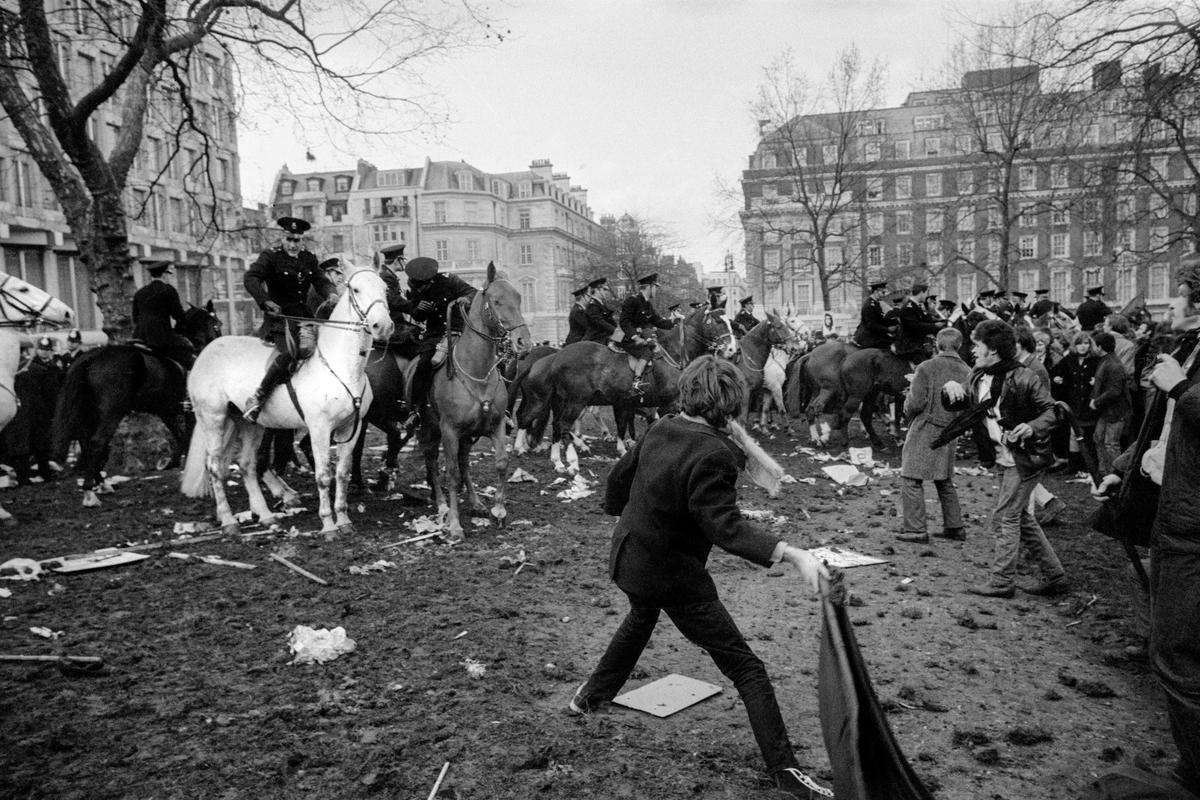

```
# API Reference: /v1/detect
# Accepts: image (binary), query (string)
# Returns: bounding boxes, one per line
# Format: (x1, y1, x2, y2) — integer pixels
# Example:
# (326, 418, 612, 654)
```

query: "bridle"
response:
(664, 309, 735, 368)
(737, 319, 791, 374)
(0, 273, 61, 327)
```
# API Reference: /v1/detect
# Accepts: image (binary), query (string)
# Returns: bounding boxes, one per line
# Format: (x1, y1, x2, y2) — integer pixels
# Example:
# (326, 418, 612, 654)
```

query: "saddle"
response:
(124, 340, 190, 376)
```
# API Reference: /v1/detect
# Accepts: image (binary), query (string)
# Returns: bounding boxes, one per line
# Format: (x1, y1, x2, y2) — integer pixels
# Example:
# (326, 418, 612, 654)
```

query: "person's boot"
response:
(431, 338, 449, 367)
(629, 359, 647, 397)
(244, 357, 288, 423)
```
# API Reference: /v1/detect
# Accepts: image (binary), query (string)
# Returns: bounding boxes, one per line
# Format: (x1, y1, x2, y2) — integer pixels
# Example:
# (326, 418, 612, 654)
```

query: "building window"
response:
(1050, 164, 1068, 188)
(867, 212, 883, 236)
(335, 176, 351, 192)
(1051, 268, 1072, 301)
(466, 239, 479, 261)
(926, 173, 942, 197)
(433, 201, 446, 223)
(1051, 206, 1069, 226)
(955, 134, 972, 154)
(955, 205, 973, 232)
(331, 234, 344, 252)
(760, 151, 777, 169)
(924, 136, 941, 157)
(914, 114, 944, 130)
(957, 235, 974, 258)
(519, 244, 532, 265)
(1151, 155, 1169, 178)
(1151, 226, 1170, 249)
(895, 175, 911, 199)
(957, 272, 976, 302)
(863, 141, 881, 161)
(822, 144, 839, 163)
(1150, 194, 1168, 219)
(1019, 166, 1037, 191)
(1149, 265, 1169, 299)
(898, 242, 913, 266)
(1083, 267, 1103, 291)
(986, 131, 1003, 151)
(926, 209, 943, 233)
(520, 278, 536, 312)
(1115, 266, 1136, 304)
(278, 180, 293, 196)
(1051, 232, 1068, 259)
(894, 139, 910, 159)
(865, 178, 883, 201)
(1019, 269, 1039, 293)
(306, 178, 322, 193)
(867, 245, 881, 267)
(435, 240, 449, 262)
(988, 237, 1001, 263)
(1085, 124, 1100, 145)
(1019, 235, 1037, 259)
(1019, 204, 1037, 227)
(1082, 198, 1101, 222)
(857, 119, 886, 135)
(958, 170, 974, 194)
(926, 241, 943, 266)
(464, 201, 479, 223)
(371, 223, 401, 243)
(1117, 228, 1135, 252)
(1116, 196, 1134, 222)
(896, 211, 911, 235)
(987, 205, 1001, 229)
(518, 208, 531, 229)
(1083, 230, 1103, 257)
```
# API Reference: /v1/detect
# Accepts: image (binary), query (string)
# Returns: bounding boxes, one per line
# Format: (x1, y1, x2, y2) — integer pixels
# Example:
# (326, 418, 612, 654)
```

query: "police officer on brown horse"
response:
(242, 216, 337, 423)
(132, 260, 196, 368)
(613, 273, 675, 396)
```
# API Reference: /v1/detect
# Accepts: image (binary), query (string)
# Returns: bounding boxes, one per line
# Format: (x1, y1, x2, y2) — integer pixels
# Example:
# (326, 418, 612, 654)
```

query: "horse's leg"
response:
(552, 399, 585, 475)
(234, 423, 277, 527)
(79, 412, 124, 507)
(333, 429, 358, 536)
(201, 416, 242, 535)
(0, 501, 13, 527)
(488, 418, 509, 528)
(421, 426, 444, 513)
(858, 389, 883, 449)
(301, 421, 338, 535)
(441, 426, 465, 539)
(157, 410, 187, 469)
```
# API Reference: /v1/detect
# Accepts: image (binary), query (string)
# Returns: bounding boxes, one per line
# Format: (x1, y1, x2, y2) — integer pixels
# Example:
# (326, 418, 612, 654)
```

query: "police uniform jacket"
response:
(9, 357, 60, 453)
(54, 350, 81, 373)
(407, 273, 477, 340)
(1075, 298, 1113, 332)
(894, 299, 943, 357)
(132, 279, 187, 349)
(619, 293, 675, 340)
(732, 310, 758, 337)
(854, 298, 894, 348)
(1029, 298, 1054, 318)
(245, 247, 334, 339)
(583, 298, 617, 342)
(564, 302, 589, 345)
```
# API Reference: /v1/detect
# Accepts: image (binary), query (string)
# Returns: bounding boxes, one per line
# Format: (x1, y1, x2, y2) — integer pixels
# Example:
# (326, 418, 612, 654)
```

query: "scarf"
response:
(975, 357, 1022, 408)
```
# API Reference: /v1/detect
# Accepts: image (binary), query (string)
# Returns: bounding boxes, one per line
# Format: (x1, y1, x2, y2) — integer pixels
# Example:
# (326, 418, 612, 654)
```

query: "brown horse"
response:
(727, 311, 795, 422)
(789, 340, 913, 448)
(515, 306, 735, 473)
(419, 263, 530, 539)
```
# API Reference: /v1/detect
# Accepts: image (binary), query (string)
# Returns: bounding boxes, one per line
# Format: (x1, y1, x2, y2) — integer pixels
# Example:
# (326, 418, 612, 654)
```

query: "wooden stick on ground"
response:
(382, 531, 442, 548)
(426, 761, 450, 800)
(268, 553, 329, 586)
(0, 654, 103, 664)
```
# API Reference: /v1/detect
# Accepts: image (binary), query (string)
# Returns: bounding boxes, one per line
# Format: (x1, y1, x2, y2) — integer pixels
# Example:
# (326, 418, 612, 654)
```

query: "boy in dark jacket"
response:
(1090, 332, 1131, 475)
(569, 356, 831, 800)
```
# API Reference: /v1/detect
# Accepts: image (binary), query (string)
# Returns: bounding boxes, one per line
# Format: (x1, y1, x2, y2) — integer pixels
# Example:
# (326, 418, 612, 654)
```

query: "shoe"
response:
(566, 683, 591, 716)
(895, 532, 930, 544)
(1021, 576, 1070, 596)
(934, 527, 965, 541)
(773, 767, 834, 798)
(243, 395, 262, 423)
(967, 583, 1015, 598)
(1036, 498, 1067, 526)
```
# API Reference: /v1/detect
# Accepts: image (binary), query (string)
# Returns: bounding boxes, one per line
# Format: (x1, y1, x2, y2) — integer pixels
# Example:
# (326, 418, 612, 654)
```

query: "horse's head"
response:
(0, 272, 74, 327)
(763, 310, 794, 347)
(480, 262, 531, 356)
(179, 300, 223, 351)
(337, 268, 394, 342)
(696, 308, 737, 358)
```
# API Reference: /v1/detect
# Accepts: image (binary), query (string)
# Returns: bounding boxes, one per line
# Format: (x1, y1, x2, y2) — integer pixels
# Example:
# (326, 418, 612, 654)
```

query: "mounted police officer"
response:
(894, 282, 945, 361)
(615, 273, 675, 396)
(707, 285, 727, 313)
(564, 284, 590, 345)
(1029, 288, 1054, 319)
(732, 296, 758, 338)
(242, 216, 337, 423)
(132, 260, 196, 368)
(583, 277, 618, 345)
(391, 256, 477, 420)
(1076, 285, 1112, 332)
(854, 280, 895, 349)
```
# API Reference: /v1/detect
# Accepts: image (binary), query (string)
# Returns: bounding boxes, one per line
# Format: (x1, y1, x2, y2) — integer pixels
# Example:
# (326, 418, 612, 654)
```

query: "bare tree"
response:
(0, 1, 494, 338)
(740, 45, 887, 314)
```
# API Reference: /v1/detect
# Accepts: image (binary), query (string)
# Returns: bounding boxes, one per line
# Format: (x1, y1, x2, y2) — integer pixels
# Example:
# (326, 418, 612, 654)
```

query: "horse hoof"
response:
(81, 491, 101, 508)
(338, 523, 356, 536)
(220, 523, 241, 537)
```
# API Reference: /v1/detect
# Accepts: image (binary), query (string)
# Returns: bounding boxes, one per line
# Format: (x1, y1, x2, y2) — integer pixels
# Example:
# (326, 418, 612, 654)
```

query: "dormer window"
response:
(279, 180, 294, 196)
(306, 178, 323, 193)
(335, 175, 352, 193)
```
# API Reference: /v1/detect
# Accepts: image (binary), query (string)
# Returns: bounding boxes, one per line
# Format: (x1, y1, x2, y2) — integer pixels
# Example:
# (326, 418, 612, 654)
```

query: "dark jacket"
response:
(132, 279, 186, 349)
(964, 364, 1058, 476)
(405, 273, 477, 340)
(244, 247, 334, 339)
(1052, 354, 1100, 425)
(619, 292, 675, 340)
(6, 356, 60, 454)
(603, 415, 780, 604)
(1091, 352, 1132, 423)
(894, 299, 943, 357)
(854, 298, 893, 348)
(583, 298, 616, 342)
(732, 310, 758, 338)
(1152, 375, 1200, 540)
(901, 351, 971, 481)
(1075, 298, 1112, 332)
(564, 302, 588, 345)
(1029, 298, 1054, 318)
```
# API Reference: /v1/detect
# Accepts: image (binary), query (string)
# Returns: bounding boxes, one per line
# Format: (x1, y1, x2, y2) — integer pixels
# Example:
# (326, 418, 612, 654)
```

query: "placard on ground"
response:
(612, 674, 723, 718)
(807, 545, 888, 569)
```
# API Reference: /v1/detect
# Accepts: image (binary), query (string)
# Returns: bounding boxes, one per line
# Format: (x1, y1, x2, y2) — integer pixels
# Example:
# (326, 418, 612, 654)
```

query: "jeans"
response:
(989, 466, 1065, 588)
(1094, 418, 1125, 476)
(1150, 530, 1200, 793)
(900, 477, 962, 534)
(580, 594, 799, 774)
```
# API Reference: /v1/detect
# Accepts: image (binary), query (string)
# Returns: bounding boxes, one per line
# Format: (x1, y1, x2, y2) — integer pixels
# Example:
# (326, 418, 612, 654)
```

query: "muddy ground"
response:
(0, 418, 1174, 799)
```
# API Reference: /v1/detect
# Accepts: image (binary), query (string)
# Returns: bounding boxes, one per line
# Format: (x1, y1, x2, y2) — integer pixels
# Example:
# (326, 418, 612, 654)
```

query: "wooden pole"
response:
(426, 762, 450, 800)
(0, 654, 103, 664)
(268, 553, 328, 586)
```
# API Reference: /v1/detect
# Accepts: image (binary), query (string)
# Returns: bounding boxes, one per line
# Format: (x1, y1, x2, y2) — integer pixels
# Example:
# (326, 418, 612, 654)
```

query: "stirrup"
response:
(243, 400, 262, 423)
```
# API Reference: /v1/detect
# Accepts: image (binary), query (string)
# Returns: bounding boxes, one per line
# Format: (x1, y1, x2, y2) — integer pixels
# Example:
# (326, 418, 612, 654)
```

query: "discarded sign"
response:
(613, 673, 722, 718)
(50, 550, 151, 574)
(807, 546, 888, 569)
(821, 464, 870, 486)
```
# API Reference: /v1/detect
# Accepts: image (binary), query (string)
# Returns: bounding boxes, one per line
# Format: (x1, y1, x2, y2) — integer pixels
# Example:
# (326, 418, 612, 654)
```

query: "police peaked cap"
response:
(910, 283, 929, 294)
(1087, 285, 1105, 295)
(667, 303, 680, 311)
(938, 299, 958, 309)
(587, 277, 608, 289)
(67, 329, 82, 342)
(380, 242, 406, 259)
(706, 286, 725, 294)
(1011, 290, 1028, 299)
(36, 335, 53, 349)
(869, 280, 888, 291)
(571, 285, 589, 297)
(740, 296, 754, 306)
(276, 216, 311, 235)
(405, 256, 439, 282)
(1035, 288, 1050, 294)
(636, 273, 659, 286)
(146, 260, 172, 276)
(319, 257, 341, 271)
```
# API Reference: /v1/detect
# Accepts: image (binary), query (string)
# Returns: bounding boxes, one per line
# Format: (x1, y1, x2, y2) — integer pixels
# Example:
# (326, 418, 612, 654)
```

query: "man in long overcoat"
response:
(896, 327, 971, 544)
(132, 260, 195, 366)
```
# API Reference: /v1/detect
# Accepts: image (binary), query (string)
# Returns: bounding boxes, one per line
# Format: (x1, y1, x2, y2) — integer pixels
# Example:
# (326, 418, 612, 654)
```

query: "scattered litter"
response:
(954, 466, 989, 477)
(453, 630, 469, 640)
(879, 489, 894, 497)
(30, 626, 63, 640)
(288, 625, 356, 664)
(510, 520, 533, 526)
(508, 468, 538, 483)
(822, 464, 870, 486)
(0, 587, 11, 598)
(348, 560, 397, 575)
(556, 474, 594, 501)
(382, 531, 442, 548)
(613, 673, 722, 718)
(499, 549, 527, 569)
(427, 762, 451, 800)
(105, 475, 131, 485)
(0, 558, 42, 581)
(742, 509, 789, 525)
(463, 657, 487, 679)
(167, 553, 256, 570)
(872, 465, 901, 478)
(173, 521, 206, 534)
(779, 474, 797, 484)
(408, 515, 444, 534)
(269, 553, 328, 586)
(848, 447, 875, 468)
(234, 510, 255, 523)
(549, 476, 567, 486)
(471, 518, 490, 528)
(410, 482, 431, 491)
(807, 546, 889, 569)
(46, 550, 150, 574)
(1065, 477, 1094, 484)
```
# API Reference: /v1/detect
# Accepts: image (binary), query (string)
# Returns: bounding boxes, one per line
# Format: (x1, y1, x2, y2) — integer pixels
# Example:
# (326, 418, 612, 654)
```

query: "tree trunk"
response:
(78, 191, 136, 341)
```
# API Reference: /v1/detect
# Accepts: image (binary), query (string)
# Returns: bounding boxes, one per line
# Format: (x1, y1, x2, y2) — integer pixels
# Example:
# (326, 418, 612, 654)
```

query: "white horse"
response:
(758, 345, 793, 432)
(0, 272, 75, 526)
(180, 268, 393, 536)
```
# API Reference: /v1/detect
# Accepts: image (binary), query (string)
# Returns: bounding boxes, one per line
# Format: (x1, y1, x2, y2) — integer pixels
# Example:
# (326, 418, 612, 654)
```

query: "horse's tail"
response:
(53, 352, 99, 459)
(180, 423, 211, 497)
(784, 353, 811, 417)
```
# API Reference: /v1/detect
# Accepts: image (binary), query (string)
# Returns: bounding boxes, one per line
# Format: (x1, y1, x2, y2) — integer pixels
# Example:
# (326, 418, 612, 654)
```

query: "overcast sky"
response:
(238, 0, 1008, 275)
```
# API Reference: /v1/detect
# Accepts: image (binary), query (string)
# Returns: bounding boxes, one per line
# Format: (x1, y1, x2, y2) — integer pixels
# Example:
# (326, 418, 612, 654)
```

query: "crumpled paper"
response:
(1, 558, 43, 581)
(348, 560, 396, 575)
(822, 464, 870, 486)
(848, 447, 875, 468)
(556, 474, 594, 501)
(288, 625, 357, 664)
(507, 468, 538, 483)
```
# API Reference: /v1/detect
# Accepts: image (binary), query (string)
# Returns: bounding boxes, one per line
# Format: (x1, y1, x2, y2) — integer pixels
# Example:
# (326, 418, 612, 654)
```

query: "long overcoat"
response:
(900, 350, 971, 481)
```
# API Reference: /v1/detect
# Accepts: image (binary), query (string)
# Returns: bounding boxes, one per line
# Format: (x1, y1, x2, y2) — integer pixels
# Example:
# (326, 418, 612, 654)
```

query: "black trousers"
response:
(579, 593, 799, 775)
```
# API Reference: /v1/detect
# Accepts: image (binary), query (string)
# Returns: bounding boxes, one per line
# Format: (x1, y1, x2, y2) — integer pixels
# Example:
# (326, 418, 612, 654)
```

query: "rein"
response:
(0, 274, 63, 327)
(444, 283, 526, 410)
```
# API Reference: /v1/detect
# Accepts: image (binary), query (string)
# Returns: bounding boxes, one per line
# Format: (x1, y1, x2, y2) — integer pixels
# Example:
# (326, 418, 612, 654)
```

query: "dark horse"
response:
(789, 339, 914, 448)
(54, 301, 223, 506)
(515, 306, 735, 473)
